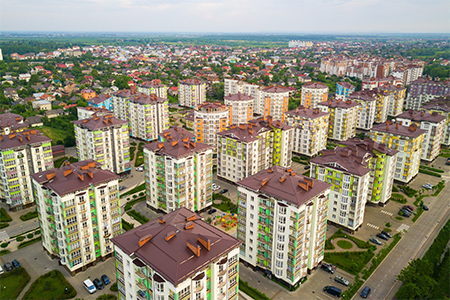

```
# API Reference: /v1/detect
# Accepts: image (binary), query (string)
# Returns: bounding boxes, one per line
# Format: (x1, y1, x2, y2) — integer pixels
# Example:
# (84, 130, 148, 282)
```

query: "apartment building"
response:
(259, 86, 290, 122)
(224, 79, 261, 112)
(137, 81, 168, 99)
(112, 208, 241, 300)
(396, 110, 445, 161)
(31, 160, 121, 275)
(194, 103, 231, 151)
(378, 85, 406, 117)
(0, 113, 28, 135)
(216, 117, 294, 183)
(362, 77, 402, 90)
(391, 64, 424, 86)
(224, 93, 254, 125)
(421, 95, 450, 145)
(81, 89, 97, 100)
(0, 130, 53, 211)
(143, 138, 213, 213)
(339, 138, 398, 205)
(405, 78, 450, 110)
(237, 166, 331, 287)
(301, 82, 329, 109)
(159, 126, 195, 142)
(310, 147, 371, 232)
(179, 79, 206, 108)
(73, 115, 131, 174)
(348, 91, 376, 130)
(88, 94, 113, 111)
(284, 106, 329, 157)
(335, 82, 355, 100)
(77, 106, 114, 120)
(370, 121, 426, 183)
(112, 90, 169, 141)
(317, 99, 359, 141)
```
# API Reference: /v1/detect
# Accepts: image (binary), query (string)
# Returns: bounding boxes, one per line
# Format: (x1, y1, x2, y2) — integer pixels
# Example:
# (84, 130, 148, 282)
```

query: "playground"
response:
(213, 212, 238, 232)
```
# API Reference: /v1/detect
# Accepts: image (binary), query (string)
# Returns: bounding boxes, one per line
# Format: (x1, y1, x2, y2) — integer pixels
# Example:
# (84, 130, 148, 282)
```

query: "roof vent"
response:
(158, 216, 165, 224)
(186, 213, 196, 222)
(279, 176, 286, 183)
(187, 240, 201, 257)
(261, 178, 269, 186)
(197, 234, 211, 251)
(290, 171, 296, 176)
(267, 168, 273, 173)
(77, 172, 84, 182)
(184, 221, 194, 230)
(87, 170, 93, 179)
(138, 234, 152, 247)
(46, 172, 56, 181)
(63, 168, 73, 177)
(165, 230, 176, 241)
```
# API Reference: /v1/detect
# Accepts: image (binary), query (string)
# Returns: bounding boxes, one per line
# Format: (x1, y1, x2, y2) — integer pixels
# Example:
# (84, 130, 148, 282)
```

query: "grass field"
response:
(337, 240, 353, 249)
(0, 208, 12, 222)
(0, 267, 31, 300)
(38, 126, 69, 145)
(22, 270, 76, 300)
(324, 250, 374, 275)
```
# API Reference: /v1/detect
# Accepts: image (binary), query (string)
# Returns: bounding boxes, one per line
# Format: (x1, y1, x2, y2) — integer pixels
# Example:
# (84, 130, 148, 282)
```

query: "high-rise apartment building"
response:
(336, 82, 355, 100)
(158, 126, 195, 142)
(284, 106, 329, 157)
(339, 138, 398, 205)
(216, 117, 294, 183)
(348, 91, 376, 130)
(0, 130, 53, 211)
(194, 103, 231, 151)
(259, 86, 290, 122)
(378, 85, 406, 116)
(224, 93, 254, 125)
(0, 113, 28, 135)
(405, 78, 450, 110)
(179, 79, 206, 108)
(391, 64, 424, 86)
(143, 138, 213, 213)
(421, 95, 450, 146)
(361, 77, 402, 91)
(73, 115, 131, 174)
(31, 160, 121, 275)
(370, 121, 426, 183)
(112, 208, 241, 300)
(77, 106, 114, 120)
(88, 94, 113, 111)
(301, 82, 329, 109)
(310, 147, 371, 232)
(112, 90, 169, 141)
(224, 79, 260, 106)
(237, 167, 331, 287)
(318, 99, 359, 141)
(396, 110, 445, 161)
(137, 81, 168, 99)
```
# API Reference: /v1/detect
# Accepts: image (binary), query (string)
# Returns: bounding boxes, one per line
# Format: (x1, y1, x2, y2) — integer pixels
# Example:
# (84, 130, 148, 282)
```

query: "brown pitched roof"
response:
(303, 82, 328, 89)
(284, 106, 329, 119)
(340, 137, 399, 157)
(262, 85, 289, 93)
(337, 82, 355, 89)
(143, 139, 212, 159)
(348, 90, 376, 102)
(195, 102, 229, 112)
(111, 207, 241, 286)
(237, 166, 331, 206)
(88, 94, 111, 105)
(318, 99, 359, 108)
(0, 113, 27, 130)
(72, 115, 127, 130)
(159, 126, 195, 141)
(371, 121, 427, 139)
(0, 129, 51, 150)
(180, 79, 205, 85)
(224, 93, 254, 101)
(396, 110, 446, 123)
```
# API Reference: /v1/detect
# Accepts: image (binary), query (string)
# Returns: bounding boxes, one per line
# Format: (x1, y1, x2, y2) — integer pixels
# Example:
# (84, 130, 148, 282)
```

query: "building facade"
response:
(0, 113, 28, 135)
(378, 85, 406, 117)
(194, 103, 231, 151)
(0, 130, 53, 211)
(237, 166, 331, 287)
(421, 95, 450, 146)
(77, 106, 114, 120)
(335, 82, 355, 100)
(179, 79, 206, 108)
(217, 117, 294, 183)
(317, 99, 359, 141)
(370, 121, 426, 183)
(396, 110, 446, 161)
(88, 94, 113, 111)
(224, 93, 254, 125)
(143, 138, 213, 213)
(137, 81, 168, 99)
(348, 91, 377, 130)
(301, 82, 329, 109)
(284, 106, 329, 157)
(112, 208, 241, 300)
(310, 148, 371, 232)
(31, 160, 121, 275)
(259, 86, 290, 122)
(406, 79, 450, 110)
(73, 115, 131, 174)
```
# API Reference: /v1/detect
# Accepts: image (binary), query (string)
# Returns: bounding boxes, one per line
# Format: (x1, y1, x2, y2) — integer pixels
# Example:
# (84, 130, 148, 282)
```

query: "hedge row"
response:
(419, 169, 442, 177)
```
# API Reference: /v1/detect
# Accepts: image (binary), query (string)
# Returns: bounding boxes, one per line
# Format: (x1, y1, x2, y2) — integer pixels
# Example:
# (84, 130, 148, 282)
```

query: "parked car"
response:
(11, 260, 21, 268)
(370, 238, 382, 245)
(119, 186, 126, 191)
(135, 166, 144, 172)
(304, 165, 311, 170)
(361, 286, 371, 298)
(423, 183, 433, 190)
(423, 205, 429, 211)
(403, 205, 414, 211)
(321, 263, 336, 274)
(219, 189, 228, 194)
(208, 208, 217, 214)
(93, 278, 104, 290)
(3, 262, 13, 272)
(323, 286, 342, 297)
(400, 209, 411, 217)
(376, 233, 389, 241)
(446, 162, 450, 166)
(334, 275, 349, 286)
(212, 183, 220, 191)
(101, 274, 110, 285)
(83, 279, 97, 294)
(402, 207, 413, 214)
(381, 231, 392, 238)
(0, 265, 4, 274)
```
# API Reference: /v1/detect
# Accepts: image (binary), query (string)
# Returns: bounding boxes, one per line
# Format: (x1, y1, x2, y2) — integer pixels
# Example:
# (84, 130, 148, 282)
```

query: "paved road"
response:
(352, 180, 450, 300)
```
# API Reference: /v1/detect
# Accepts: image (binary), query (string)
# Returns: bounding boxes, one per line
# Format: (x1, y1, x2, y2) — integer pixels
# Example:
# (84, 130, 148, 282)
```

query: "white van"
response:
(83, 279, 97, 294)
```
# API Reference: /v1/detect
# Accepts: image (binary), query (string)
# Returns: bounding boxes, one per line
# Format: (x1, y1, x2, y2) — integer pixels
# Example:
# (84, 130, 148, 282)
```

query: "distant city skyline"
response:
(1, 0, 448, 34)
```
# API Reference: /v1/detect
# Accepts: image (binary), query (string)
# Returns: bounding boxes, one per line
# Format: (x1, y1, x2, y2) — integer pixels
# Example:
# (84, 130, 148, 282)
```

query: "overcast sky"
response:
(1, 0, 449, 33)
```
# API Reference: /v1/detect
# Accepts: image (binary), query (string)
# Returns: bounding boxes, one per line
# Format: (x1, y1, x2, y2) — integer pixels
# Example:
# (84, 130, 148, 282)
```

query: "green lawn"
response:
(0, 267, 31, 300)
(337, 240, 353, 249)
(324, 250, 374, 275)
(38, 126, 69, 145)
(22, 270, 76, 300)
(0, 208, 12, 222)
(121, 183, 146, 198)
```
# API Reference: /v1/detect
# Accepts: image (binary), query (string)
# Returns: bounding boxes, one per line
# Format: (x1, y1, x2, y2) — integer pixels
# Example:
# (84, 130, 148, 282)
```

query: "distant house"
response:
(26, 116, 43, 127)
(44, 109, 66, 119)
(168, 86, 178, 96)
(51, 145, 65, 158)
(32, 100, 51, 111)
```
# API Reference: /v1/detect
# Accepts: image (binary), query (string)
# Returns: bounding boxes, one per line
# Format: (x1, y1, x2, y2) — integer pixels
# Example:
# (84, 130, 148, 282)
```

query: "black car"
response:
(219, 189, 228, 194)
(376, 233, 389, 241)
(11, 260, 20, 268)
(423, 205, 429, 211)
(208, 208, 217, 214)
(304, 165, 311, 170)
(381, 231, 392, 238)
(4, 262, 13, 272)
(93, 278, 104, 290)
(321, 263, 336, 274)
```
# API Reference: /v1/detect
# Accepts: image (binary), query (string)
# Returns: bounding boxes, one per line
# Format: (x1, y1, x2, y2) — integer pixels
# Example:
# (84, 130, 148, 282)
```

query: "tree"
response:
(29, 74, 40, 84)
(115, 75, 131, 90)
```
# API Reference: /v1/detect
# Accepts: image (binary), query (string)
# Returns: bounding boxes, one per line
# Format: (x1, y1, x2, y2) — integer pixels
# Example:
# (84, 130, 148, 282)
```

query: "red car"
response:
(403, 205, 414, 211)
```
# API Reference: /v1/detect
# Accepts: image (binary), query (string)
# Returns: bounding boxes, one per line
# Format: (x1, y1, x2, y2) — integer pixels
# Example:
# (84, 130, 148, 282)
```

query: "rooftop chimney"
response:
(187, 240, 201, 257)
(138, 234, 152, 247)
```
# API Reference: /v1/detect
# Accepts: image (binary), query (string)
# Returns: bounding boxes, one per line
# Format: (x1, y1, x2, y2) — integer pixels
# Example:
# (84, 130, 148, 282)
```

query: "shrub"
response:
(419, 169, 442, 177)
(239, 279, 271, 300)
(419, 166, 444, 173)
(27, 233, 34, 239)
(0, 223, 9, 229)
(386, 222, 391, 228)
(18, 237, 42, 249)
(392, 186, 399, 192)
(128, 210, 149, 224)
(395, 216, 403, 221)
(35, 230, 41, 235)
(20, 210, 38, 221)
(124, 196, 145, 211)
(122, 219, 134, 231)
(16, 236, 26, 242)
(132, 195, 137, 199)
(110, 282, 118, 292)
(0, 208, 12, 222)
(138, 192, 144, 197)
(402, 186, 418, 197)
(1, 242, 9, 248)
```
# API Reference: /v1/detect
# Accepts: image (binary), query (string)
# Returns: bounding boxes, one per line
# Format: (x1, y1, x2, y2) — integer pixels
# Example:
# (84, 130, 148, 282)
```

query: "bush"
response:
(324, 250, 374, 275)
(419, 169, 442, 177)
(124, 196, 145, 211)
(342, 276, 364, 300)
(27, 233, 34, 239)
(121, 183, 145, 198)
(110, 282, 118, 292)
(390, 193, 407, 204)
(419, 166, 444, 173)
(0, 223, 9, 229)
(138, 192, 144, 196)
(18, 237, 42, 249)
(395, 216, 403, 221)
(239, 279, 271, 300)
(128, 210, 149, 224)
(0, 208, 12, 222)
(35, 230, 41, 235)
(398, 210, 404, 216)
(432, 181, 445, 196)
(392, 186, 399, 192)
(402, 186, 418, 197)
(20, 210, 38, 221)
(16, 236, 26, 242)
(122, 219, 134, 231)
(386, 222, 391, 228)
(96, 295, 117, 300)
(22, 270, 77, 300)
(1, 242, 9, 248)
(0, 249, 10, 256)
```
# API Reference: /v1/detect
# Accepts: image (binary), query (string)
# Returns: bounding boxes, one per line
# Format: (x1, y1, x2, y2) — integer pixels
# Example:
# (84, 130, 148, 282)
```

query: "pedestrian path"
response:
(381, 210, 393, 216)
(366, 223, 380, 230)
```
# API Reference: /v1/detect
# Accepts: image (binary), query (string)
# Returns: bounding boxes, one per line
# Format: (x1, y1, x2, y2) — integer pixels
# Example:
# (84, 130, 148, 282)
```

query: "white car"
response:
(212, 184, 220, 191)
(0, 265, 4, 274)
(83, 279, 97, 294)
(136, 166, 144, 172)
